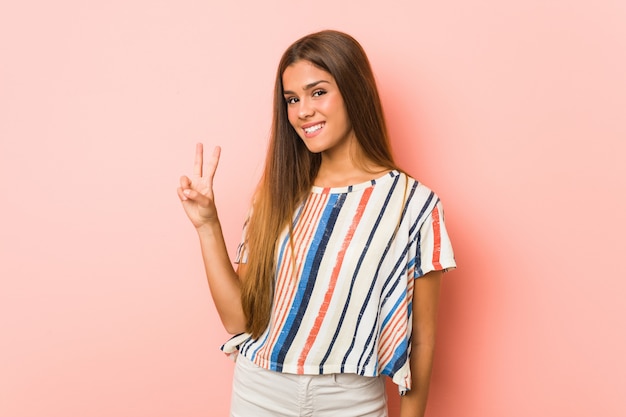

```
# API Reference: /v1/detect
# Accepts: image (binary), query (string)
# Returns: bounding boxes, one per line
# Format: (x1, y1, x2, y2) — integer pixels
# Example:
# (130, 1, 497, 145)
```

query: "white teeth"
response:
(304, 123, 324, 134)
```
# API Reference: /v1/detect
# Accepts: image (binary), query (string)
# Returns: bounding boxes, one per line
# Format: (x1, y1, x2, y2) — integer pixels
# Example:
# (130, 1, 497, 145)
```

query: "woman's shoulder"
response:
(392, 170, 435, 192)
(393, 171, 442, 209)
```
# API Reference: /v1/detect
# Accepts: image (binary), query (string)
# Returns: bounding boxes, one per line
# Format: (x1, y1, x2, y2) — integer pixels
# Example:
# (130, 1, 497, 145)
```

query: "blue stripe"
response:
(381, 289, 406, 330)
(409, 185, 435, 236)
(271, 193, 344, 369)
(246, 224, 293, 364)
(411, 189, 436, 278)
(246, 202, 306, 366)
(382, 344, 408, 376)
(357, 175, 413, 371)
(318, 177, 399, 371)
(318, 174, 401, 371)
(378, 181, 416, 309)
(359, 251, 408, 372)
(415, 231, 423, 277)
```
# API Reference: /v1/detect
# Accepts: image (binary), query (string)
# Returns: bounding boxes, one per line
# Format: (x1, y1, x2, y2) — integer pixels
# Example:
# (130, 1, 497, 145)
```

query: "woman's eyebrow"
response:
(283, 80, 330, 95)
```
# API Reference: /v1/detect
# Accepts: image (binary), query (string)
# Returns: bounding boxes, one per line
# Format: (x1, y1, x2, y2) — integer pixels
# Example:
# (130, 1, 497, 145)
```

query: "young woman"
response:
(177, 30, 455, 417)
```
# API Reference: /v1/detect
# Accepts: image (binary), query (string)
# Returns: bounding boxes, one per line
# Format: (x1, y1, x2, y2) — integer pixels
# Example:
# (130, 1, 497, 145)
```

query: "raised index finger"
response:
(193, 143, 203, 177)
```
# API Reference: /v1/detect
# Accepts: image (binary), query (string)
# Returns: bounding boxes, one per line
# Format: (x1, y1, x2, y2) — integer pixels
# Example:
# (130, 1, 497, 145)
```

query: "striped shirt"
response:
(222, 170, 456, 394)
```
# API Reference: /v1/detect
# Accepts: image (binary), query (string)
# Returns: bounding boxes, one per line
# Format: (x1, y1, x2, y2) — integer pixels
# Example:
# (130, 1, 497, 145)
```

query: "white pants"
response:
(230, 354, 387, 417)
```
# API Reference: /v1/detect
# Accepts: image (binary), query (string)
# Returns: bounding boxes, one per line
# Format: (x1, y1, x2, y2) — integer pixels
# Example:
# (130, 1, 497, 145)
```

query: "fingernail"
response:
(183, 189, 191, 196)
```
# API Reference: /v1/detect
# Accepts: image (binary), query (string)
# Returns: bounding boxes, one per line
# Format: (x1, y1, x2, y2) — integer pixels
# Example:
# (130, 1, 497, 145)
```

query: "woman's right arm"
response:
(176, 143, 247, 334)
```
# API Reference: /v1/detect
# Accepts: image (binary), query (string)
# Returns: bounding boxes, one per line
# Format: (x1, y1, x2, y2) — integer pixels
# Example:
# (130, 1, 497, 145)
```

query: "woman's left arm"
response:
(399, 270, 443, 417)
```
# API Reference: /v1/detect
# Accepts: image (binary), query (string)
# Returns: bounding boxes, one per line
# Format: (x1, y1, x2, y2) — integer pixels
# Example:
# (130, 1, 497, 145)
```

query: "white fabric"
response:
(230, 354, 388, 417)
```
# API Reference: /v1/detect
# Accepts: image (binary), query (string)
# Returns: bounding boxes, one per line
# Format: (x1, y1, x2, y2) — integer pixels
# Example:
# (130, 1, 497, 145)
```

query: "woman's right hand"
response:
(177, 143, 221, 229)
(177, 144, 247, 333)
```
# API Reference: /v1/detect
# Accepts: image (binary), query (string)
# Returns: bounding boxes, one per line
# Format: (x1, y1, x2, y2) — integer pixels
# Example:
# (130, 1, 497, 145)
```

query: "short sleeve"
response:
(414, 200, 456, 278)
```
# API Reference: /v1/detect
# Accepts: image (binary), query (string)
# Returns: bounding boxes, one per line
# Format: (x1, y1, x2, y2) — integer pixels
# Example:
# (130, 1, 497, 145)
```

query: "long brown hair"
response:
(241, 30, 398, 337)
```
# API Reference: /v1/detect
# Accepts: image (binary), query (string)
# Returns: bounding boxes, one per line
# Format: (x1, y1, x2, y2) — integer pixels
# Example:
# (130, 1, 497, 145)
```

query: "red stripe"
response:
(296, 186, 374, 372)
(380, 276, 414, 365)
(257, 191, 328, 366)
(378, 302, 407, 365)
(431, 205, 442, 270)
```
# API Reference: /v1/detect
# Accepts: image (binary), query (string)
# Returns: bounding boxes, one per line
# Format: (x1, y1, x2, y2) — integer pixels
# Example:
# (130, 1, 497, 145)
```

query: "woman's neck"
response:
(314, 156, 390, 188)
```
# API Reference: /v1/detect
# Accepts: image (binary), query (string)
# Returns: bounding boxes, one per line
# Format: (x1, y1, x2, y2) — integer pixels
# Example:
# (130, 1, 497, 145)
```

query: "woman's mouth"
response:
(303, 122, 325, 135)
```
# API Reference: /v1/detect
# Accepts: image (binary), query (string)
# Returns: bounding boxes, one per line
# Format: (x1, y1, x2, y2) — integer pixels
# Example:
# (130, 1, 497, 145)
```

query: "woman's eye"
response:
(313, 90, 327, 97)
(285, 97, 298, 105)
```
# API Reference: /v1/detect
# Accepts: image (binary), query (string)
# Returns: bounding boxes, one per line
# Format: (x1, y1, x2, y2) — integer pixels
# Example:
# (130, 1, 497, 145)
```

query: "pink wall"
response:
(1, 1, 624, 416)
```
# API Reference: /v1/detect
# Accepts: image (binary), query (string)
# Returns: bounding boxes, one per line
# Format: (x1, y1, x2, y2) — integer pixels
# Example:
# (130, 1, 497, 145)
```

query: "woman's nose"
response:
(298, 99, 314, 119)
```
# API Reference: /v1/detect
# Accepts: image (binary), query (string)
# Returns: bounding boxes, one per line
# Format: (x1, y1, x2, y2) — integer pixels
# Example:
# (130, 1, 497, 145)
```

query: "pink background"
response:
(1, 1, 625, 416)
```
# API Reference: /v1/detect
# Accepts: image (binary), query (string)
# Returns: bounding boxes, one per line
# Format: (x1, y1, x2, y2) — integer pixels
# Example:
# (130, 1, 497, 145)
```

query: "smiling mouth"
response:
(303, 122, 325, 134)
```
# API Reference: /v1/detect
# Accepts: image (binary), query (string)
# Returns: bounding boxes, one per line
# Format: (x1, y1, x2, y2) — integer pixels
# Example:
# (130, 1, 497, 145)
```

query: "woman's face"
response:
(282, 60, 356, 157)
